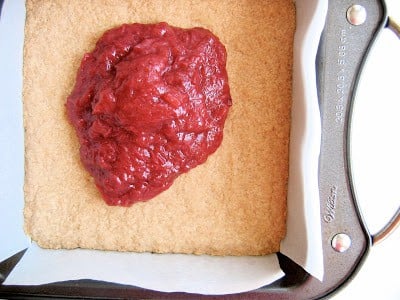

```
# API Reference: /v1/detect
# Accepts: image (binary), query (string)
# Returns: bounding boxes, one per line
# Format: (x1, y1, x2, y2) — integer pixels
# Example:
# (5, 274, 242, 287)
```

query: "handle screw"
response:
(347, 4, 367, 26)
(332, 233, 352, 252)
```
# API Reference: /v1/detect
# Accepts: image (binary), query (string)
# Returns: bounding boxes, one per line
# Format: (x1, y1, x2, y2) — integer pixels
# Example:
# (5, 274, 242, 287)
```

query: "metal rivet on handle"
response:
(331, 233, 352, 252)
(347, 4, 367, 26)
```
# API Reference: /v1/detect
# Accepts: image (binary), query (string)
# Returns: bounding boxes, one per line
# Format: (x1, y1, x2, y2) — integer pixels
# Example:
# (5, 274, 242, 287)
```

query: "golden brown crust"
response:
(23, 0, 295, 256)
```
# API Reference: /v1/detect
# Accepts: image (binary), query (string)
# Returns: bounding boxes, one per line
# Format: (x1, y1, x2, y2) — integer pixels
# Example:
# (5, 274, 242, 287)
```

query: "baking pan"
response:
(0, 0, 399, 298)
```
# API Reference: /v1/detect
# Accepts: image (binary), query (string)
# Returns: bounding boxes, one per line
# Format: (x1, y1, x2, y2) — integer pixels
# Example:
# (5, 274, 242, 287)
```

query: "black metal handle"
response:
(273, 0, 387, 299)
(312, 0, 386, 298)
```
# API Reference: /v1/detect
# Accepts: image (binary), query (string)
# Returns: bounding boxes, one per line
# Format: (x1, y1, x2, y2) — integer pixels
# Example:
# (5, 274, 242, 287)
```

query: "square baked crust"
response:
(23, 0, 295, 256)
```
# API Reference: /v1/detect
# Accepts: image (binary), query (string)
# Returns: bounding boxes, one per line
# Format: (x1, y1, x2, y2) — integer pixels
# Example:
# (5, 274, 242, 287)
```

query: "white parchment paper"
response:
(4, 243, 284, 294)
(0, 0, 326, 294)
(0, 0, 30, 262)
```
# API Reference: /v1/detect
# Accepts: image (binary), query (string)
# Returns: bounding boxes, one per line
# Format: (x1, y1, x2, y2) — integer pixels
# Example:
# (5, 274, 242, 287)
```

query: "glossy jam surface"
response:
(66, 23, 232, 206)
